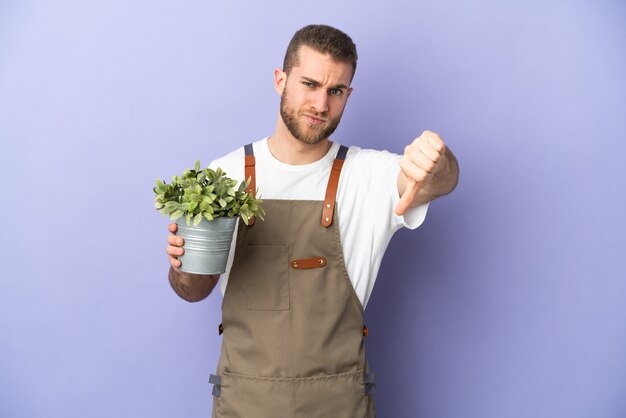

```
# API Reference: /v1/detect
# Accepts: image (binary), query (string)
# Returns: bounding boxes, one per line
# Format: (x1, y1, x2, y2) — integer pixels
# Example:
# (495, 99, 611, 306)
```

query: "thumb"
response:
(395, 178, 418, 216)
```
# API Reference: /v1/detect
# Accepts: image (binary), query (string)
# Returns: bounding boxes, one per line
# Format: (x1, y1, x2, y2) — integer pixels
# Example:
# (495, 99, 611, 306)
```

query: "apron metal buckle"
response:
(209, 374, 222, 397)
(364, 372, 377, 396)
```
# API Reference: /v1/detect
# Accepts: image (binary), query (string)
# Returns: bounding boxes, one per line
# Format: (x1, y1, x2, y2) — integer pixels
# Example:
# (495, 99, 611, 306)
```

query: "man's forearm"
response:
(168, 267, 220, 302)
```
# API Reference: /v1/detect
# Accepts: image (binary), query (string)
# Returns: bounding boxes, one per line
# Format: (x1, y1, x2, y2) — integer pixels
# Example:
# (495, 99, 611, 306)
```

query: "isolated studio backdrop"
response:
(1, 1, 625, 417)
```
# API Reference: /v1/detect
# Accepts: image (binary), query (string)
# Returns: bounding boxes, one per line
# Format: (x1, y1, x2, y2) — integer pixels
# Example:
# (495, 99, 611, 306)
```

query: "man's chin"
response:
(294, 125, 327, 144)
(295, 135, 325, 145)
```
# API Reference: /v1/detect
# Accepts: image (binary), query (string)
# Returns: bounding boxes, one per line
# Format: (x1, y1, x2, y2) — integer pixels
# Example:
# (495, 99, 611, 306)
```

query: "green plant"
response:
(154, 160, 265, 226)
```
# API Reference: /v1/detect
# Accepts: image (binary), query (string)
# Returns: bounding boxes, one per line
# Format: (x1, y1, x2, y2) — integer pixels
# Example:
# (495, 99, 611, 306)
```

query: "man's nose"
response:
(311, 90, 329, 113)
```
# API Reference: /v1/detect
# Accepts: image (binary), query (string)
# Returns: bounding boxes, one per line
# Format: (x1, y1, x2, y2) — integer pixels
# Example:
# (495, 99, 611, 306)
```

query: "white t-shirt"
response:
(208, 137, 429, 309)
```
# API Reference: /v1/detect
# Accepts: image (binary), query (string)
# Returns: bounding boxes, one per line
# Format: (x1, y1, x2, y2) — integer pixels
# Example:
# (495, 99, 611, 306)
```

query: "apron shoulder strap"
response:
(244, 143, 256, 225)
(244, 142, 348, 228)
(321, 145, 348, 228)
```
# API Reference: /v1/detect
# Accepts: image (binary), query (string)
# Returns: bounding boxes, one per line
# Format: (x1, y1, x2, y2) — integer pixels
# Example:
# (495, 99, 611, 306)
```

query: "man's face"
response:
(276, 46, 353, 145)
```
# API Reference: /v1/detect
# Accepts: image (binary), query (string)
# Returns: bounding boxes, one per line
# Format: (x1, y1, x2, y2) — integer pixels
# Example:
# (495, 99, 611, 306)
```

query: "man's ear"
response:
(274, 68, 287, 95)
(346, 87, 353, 98)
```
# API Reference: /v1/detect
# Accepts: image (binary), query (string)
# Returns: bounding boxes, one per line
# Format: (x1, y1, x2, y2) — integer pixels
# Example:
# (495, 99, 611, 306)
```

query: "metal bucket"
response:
(175, 216, 238, 275)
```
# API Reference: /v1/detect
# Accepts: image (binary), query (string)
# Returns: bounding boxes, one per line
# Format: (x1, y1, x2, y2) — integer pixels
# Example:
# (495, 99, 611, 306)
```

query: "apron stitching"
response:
(291, 380, 296, 418)
(220, 369, 365, 382)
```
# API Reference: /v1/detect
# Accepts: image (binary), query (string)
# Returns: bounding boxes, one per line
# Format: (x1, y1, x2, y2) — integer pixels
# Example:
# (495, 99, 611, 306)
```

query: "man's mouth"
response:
(303, 114, 326, 125)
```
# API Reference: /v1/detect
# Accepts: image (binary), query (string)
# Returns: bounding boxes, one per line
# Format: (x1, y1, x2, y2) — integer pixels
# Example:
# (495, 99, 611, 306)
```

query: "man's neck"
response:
(268, 118, 333, 165)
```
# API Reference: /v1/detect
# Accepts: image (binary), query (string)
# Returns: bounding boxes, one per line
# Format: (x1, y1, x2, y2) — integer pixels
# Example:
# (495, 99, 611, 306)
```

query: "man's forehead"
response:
(291, 45, 353, 85)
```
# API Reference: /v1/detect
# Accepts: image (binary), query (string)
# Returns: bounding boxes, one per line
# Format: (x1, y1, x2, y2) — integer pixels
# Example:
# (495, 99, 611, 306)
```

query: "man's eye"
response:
(302, 81, 314, 87)
(329, 88, 343, 96)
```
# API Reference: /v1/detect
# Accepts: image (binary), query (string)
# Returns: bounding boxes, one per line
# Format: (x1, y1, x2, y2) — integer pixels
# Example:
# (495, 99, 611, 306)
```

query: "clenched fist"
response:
(396, 130, 455, 216)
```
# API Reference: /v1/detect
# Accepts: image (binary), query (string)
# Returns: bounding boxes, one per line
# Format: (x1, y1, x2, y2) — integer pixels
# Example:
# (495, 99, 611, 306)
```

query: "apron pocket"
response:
(240, 245, 290, 311)
(217, 372, 292, 418)
(294, 370, 367, 418)
(215, 370, 368, 418)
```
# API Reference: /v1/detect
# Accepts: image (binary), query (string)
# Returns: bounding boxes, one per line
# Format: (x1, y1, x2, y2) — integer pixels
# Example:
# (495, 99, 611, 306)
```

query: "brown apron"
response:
(210, 143, 377, 418)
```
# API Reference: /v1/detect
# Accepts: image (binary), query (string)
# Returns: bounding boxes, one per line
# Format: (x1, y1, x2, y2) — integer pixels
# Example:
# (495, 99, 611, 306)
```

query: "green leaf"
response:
(171, 210, 184, 220)
(194, 160, 200, 172)
(193, 213, 203, 226)
(203, 212, 214, 221)
(218, 198, 227, 208)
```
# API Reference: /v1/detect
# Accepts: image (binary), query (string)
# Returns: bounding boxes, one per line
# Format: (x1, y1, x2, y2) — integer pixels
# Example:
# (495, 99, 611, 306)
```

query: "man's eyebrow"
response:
(301, 76, 349, 90)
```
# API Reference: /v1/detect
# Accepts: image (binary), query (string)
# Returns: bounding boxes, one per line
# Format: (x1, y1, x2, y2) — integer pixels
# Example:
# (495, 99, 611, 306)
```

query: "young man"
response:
(166, 24, 458, 418)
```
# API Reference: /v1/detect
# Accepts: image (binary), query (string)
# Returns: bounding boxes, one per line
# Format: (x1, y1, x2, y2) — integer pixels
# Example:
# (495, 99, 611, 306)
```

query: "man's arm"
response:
(395, 130, 459, 215)
(166, 223, 220, 302)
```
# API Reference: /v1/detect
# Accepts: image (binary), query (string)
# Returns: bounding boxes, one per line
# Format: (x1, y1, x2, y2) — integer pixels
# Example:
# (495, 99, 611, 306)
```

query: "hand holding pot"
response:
(167, 222, 184, 270)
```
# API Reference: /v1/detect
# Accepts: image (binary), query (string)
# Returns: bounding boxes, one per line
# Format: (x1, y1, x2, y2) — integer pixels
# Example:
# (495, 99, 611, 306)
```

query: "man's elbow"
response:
(175, 287, 212, 303)
(168, 268, 218, 302)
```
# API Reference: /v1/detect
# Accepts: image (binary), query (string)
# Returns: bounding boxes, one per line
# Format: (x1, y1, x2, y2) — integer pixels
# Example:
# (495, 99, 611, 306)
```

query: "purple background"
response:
(1, 1, 625, 417)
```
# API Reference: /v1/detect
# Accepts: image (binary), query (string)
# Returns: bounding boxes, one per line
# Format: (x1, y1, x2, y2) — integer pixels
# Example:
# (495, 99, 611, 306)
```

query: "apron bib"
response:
(211, 144, 376, 418)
